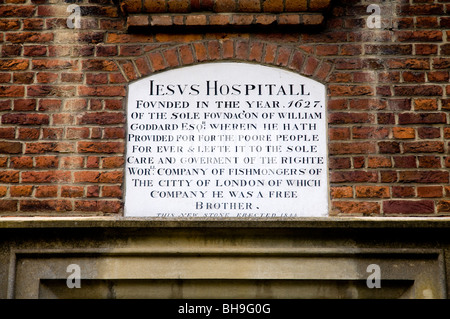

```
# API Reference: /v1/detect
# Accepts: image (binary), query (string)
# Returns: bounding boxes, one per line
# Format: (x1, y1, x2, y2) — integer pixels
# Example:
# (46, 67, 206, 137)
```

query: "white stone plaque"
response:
(125, 62, 328, 217)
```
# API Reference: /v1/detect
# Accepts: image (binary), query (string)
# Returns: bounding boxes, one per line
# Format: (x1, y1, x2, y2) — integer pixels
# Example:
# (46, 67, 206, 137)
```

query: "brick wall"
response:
(0, 0, 448, 216)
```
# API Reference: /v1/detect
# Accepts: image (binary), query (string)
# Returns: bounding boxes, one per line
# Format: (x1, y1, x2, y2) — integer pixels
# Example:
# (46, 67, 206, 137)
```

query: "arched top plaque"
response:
(125, 62, 328, 217)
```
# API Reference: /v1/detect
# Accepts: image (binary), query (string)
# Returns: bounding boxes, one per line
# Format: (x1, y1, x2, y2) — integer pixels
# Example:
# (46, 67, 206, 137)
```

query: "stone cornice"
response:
(2, 216, 450, 229)
(119, 0, 332, 29)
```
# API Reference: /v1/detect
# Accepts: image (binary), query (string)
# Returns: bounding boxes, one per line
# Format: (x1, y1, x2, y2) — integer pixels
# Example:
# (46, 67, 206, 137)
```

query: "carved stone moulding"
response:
(120, 0, 332, 29)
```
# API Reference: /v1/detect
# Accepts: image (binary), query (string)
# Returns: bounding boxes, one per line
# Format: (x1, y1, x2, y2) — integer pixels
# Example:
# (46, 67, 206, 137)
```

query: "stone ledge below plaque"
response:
(120, 0, 331, 30)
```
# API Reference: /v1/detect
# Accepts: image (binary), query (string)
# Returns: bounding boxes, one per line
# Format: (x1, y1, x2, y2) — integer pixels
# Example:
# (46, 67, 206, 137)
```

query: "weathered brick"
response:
(34, 156, 58, 168)
(378, 142, 400, 154)
(102, 185, 122, 198)
(77, 141, 125, 154)
(392, 186, 415, 198)
(25, 142, 74, 154)
(102, 156, 125, 169)
(331, 201, 380, 215)
(383, 200, 434, 215)
(10, 185, 33, 197)
(329, 142, 376, 155)
(393, 127, 415, 139)
(35, 185, 58, 198)
(330, 186, 353, 199)
(368, 156, 392, 168)
(417, 186, 442, 198)
(437, 201, 450, 213)
(61, 186, 84, 198)
(20, 199, 72, 212)
(328, 112, 373, 124)
(352, 127, 389, 139)
(398, 171, 449, 183)
(398, 113, 446, 124)
(355, 186, 389, 198)
(0, 142, 22, 154)
(21, 171, 71, 183)
(78, 112, 125, 125)
(330, 171, 378, 183)
(418, 127, 440, 139)
(403, 141, 444, 153)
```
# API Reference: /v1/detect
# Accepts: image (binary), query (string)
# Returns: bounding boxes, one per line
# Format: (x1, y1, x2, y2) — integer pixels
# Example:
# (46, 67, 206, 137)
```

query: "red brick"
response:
(349, 99, 387, 111)
(328, 128, 350, 140)
(400, 4, 444, 15)
(355, 186, 390, 198)
(0, 200, 18, 211)
(352, 127, 389, 139)
(21, 171, 71, 183)
(330, 171, 378, 183)
(328, 85, 374, 96)
(377, 113, 395, 125)
(327, 99, 347, 110)
(416, 44, 438, 55)
(99, 157, 123, 170)
(428, 71, 449, 82)
(73, 171, 100, 183)
(86, 156, 99, 168)
(0, 59, 29, 71)
(383, 200, 434, 215)
(36, 72, 58, 84)
(61, 186, 84, 198)
(0, 19, 20, 31)
(418, 127, 440, 139)
(78, 112, 125, 125)
(0, 5, 35, 17)
(77, 141, 124, 154)
(18, 128, 39, 140)
(99, 171, 123, 183)
(0, 170, 19, 183)
(394, 156, 417, 168)
(399, 171, 449, 183)
(102, 185, 122, 198)
(60, 156, 84, 169)
(20, 199, 72, 212)
(417, 186, 443, 198)
(34, 156, 58, 168)
(25, 142, 74, 154)
(330, 186, 353, 199)
(178, 45, 195, 65)
(328, 112, 373, 124)
(331, 201, 380, 216)
(414, 98, 438, 110)
(393, 127, 415, 139)
(10, 185, 33, 197)
(398, 113, 446, 124)
(402, 71, 425, 83)
(35, 185, 58, 198)
(38, 99, 61, 111)
(353, 157, 365, 169)
(403, 141, 444, 153)
(378, 142, 400, 154)
(78, 86, 126, 97)
(380, 171, 398, 182)
(147, 51, 167, 71)
(368, 156, 392, 168)
(10, 157, 32, 169)
(103, 128, 125, 139)
(432, 58, 450, 69)
(14, 99, 36, 111)
(0, 142, 22, 154)
(0, 128, 15, 139)
(392, 186, 415, 198)
(0, 86, 25, 97)
(329, 142, 376, 155)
